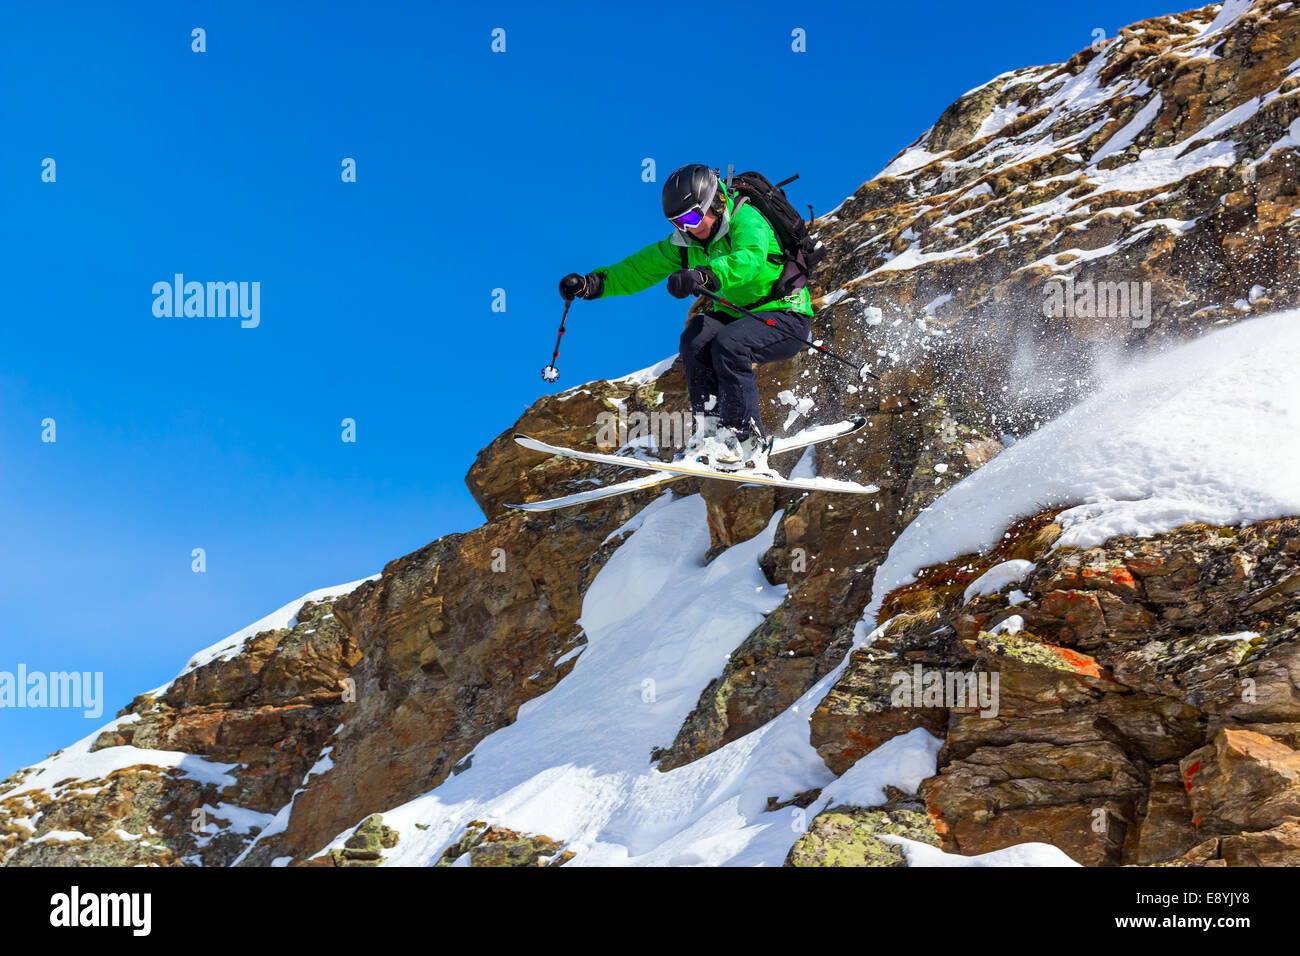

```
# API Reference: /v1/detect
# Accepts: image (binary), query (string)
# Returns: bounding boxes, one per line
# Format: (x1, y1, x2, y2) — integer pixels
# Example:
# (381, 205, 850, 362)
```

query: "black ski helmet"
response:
(662, 164, 720, 221)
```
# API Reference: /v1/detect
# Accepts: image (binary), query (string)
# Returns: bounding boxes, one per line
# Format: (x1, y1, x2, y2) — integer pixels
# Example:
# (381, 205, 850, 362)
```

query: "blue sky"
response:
(0, 0, 1180, 777)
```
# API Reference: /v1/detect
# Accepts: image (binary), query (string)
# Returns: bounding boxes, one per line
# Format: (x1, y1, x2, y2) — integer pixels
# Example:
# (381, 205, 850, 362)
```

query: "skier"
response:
(559, 164, 814, 471)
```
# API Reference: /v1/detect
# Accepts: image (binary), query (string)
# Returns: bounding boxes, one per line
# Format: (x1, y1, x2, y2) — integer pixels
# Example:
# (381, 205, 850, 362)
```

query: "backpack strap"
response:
(740, 201, 800, 310)
(680, 193, 784, 308)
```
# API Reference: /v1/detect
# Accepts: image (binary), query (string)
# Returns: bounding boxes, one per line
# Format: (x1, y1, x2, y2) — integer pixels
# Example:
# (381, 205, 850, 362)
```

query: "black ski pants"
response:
(679, 308, 812, 437)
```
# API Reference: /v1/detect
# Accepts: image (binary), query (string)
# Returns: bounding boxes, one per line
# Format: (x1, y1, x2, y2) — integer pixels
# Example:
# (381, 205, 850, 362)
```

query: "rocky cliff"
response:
(4, 0, 1300, 866)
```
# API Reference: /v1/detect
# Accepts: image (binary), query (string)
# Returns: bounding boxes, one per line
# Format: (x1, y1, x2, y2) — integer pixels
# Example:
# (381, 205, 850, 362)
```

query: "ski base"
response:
(506, 417, 876, 511)
(507, 471, 679, 513)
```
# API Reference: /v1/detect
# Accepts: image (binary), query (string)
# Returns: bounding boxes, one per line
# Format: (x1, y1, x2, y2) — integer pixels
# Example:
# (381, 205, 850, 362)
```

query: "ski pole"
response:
(696, 288, 882, 383)
(541, 298, 571, 382)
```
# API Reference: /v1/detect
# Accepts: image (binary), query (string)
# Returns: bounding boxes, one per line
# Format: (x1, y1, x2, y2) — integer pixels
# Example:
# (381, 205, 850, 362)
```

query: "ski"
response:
(506, 417, 875, 511)
(507, 471, 681, 513)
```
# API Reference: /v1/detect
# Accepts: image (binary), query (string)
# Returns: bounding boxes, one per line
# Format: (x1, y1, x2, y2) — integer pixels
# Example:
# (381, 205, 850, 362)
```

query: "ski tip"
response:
(504, 499, 558, 513)
(514, 434, 548, 451)
(849, 415, 868, 428)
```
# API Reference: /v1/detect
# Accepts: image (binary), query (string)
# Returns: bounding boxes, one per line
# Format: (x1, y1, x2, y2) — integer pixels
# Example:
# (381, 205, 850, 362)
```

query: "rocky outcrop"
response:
(434, 821, 573, 867)
(808, 610, 957, 777)
(805, 514, 1300, 865)
(317, 814, 400, 867)
(822, 0, 1300, 348)
(238, 504, 636, 865)
(805, 0, 1300, 502)
(0, 595, 358, 866)
(0, 481, 644, 867)
(465, 366, 689, 519)
(786, 800, 940, 867)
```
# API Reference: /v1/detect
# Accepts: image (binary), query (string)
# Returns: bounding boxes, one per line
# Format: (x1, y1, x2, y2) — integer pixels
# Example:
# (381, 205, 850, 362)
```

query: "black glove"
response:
(559, 272, 604, 301)
(666, 267, 720, 299)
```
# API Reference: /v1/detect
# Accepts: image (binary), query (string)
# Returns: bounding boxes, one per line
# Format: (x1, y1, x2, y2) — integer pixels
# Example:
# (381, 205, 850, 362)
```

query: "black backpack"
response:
(682, 167, 828, 310)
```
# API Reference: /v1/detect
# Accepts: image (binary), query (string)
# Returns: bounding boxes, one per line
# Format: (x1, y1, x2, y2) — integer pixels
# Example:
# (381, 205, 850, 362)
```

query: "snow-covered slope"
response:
(316, 495, 1064, 866)
(864, 309, 1300, 621)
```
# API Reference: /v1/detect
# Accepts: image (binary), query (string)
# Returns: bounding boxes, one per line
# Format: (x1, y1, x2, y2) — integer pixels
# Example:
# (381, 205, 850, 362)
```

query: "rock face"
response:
(656, 557, 876, 770)
(819, 0, 1300, 349)
(808, 515, 1300, 866)
(238, 505, 635, 866)
(5, 0, 1300, 867)
(464, 366, 689, 519)
(0, 595, 358, 866)
(434, 821, 573, 867)
(317, 814, 400, 867)
(786, 802, 940, 867)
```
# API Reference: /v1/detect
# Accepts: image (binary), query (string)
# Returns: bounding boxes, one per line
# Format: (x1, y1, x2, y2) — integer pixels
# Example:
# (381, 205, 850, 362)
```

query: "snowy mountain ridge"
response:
(5, 0, 1300, 867)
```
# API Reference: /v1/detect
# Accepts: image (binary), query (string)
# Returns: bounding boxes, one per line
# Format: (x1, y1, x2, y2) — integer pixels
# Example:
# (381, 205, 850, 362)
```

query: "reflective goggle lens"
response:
(671, 208, 704, 228)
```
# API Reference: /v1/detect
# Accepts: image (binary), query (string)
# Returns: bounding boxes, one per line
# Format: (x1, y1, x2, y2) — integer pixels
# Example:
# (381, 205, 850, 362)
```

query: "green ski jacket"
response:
(591, 182, 814, 319)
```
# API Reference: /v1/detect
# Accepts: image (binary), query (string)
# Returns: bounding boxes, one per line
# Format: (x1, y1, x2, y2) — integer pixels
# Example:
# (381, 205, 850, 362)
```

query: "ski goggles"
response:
(669, 205, 706, 229)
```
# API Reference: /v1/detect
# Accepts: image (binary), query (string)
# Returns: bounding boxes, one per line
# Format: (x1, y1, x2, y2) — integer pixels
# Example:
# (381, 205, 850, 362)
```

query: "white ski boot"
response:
(679, 413, 720, 459)
(698, 427, 772, 473)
